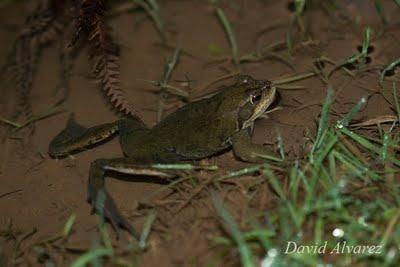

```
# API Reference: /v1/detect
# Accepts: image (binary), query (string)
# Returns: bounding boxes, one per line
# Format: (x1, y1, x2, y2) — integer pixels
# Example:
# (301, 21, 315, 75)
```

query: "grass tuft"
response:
(139, 212, 157, 249)
(328, 27, 372, 78)
(209, 88, 400, 266)
(211, 0, 240, 67)
(379, 58, 400, 85)
(134, 0, 166, 41)
(212, 192, 254, 267)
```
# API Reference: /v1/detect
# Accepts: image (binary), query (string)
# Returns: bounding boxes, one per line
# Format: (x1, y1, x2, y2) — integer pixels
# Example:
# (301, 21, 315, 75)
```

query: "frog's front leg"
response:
(88, 158, 176, 239)
(231, 129, 276, 163)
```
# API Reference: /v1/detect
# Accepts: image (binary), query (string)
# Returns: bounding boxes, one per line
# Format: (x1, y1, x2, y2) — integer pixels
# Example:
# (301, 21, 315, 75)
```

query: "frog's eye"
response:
(249, 92, 262, 105)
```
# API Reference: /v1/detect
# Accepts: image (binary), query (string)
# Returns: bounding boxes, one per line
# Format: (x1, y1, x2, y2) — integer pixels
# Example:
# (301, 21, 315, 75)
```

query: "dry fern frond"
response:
(53, 40, 73, 106)
(13, 38, 33, 123)
(2, 0, 143, 139)
(72, 0, 143, 121)
(4, 0, 68, 135)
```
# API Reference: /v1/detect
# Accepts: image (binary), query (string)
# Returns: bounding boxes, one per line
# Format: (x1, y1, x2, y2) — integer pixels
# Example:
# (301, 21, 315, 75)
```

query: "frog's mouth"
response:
(251, 86, 277, 120)
(267, 90, 281, 111)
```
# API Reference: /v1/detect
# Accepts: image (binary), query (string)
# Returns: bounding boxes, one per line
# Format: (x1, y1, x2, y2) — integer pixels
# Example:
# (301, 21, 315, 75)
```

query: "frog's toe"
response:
(88, 188, 140, 240)
(103, 193, 140, 240)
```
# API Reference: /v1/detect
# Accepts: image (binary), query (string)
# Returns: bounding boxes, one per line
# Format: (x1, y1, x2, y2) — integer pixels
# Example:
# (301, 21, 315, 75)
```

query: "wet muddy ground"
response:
(1, 0, 400, 266)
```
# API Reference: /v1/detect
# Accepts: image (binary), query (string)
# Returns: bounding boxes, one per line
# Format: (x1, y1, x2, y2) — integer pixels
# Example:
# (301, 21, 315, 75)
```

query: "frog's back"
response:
(126, 92, 238, 161)
(158, 93, 236, 147)
(157, 93, 225, 129)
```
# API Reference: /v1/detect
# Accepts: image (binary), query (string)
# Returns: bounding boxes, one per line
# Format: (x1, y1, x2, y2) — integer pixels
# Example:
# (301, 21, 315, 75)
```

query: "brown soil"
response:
(0, 0, 399, 266)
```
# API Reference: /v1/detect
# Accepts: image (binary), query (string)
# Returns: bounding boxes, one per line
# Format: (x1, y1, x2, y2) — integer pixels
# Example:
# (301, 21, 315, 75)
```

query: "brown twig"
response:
(0, 189, 22, 199)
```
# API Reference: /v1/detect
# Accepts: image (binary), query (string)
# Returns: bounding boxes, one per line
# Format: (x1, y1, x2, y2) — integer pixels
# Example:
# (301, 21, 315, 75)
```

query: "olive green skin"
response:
(48, 74, 277, 238)
(120, 81, 269, 161)
(50, 75, 276, 162)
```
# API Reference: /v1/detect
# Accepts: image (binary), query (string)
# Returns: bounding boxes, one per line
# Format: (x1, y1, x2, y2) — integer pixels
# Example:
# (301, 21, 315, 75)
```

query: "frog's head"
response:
(223, 74, 277, 130)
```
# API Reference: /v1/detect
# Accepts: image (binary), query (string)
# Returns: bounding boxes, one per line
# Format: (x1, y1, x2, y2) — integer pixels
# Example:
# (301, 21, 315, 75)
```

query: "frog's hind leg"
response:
(88, 157, 176, 239)
(117, 118, 150, 156)
(48, 114, 119, 158)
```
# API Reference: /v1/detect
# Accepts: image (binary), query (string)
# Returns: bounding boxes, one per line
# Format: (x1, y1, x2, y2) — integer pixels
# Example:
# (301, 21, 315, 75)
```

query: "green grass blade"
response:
(134, 0, 165, 40)
(62, 214, 76, 238)
(276, 129, 285, 160)
(311, 87, 333, 157)
(212, 193, 254, 267)
(139, 212, 157, 249)
(379, 58, 400, 85)
(272, 72, 316, 85)
(217, 164, 266, 182)
(70, 248, 112, 267)
(381, 132, 390, 162)
(152, 163, 218, 171)
(361, 27, 371, 55)
(374, 0, 387, 24)
(329, 27, 371, 77)
(263, 167, 301, 228)
(314, 131, 338, 166)
(289, 160, 301, 201)
(393, 82, 400, 122)
(295, 0, 306, 17)
(0, 116, 21, 127)
(340, 128, 400, 167)
(161, 46, 180, 85)
(336, 96, 367, 128)
(147, 0, 160, 11)
(213, 2, 239, 66)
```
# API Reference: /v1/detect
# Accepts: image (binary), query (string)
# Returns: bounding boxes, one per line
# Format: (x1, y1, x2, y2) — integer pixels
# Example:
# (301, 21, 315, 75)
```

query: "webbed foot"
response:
(88, 185, 139, 240)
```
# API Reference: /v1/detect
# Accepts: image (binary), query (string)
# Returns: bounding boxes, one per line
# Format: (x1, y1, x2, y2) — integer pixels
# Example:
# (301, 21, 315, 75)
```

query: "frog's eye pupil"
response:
(250, 94, 261, 105)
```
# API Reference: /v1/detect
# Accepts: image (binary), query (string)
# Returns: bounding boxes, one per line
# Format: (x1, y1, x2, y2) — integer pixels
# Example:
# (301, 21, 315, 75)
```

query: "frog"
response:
(48, 74, 278, 238)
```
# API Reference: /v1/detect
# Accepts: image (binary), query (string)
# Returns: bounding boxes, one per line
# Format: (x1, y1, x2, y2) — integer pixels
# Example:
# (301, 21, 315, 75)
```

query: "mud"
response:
(0, 1, 399, 266)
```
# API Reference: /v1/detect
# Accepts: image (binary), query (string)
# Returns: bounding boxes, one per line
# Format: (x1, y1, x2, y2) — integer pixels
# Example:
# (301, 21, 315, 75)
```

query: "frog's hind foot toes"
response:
(88, 189, 140, 240)
(104, 194, 140, 240)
